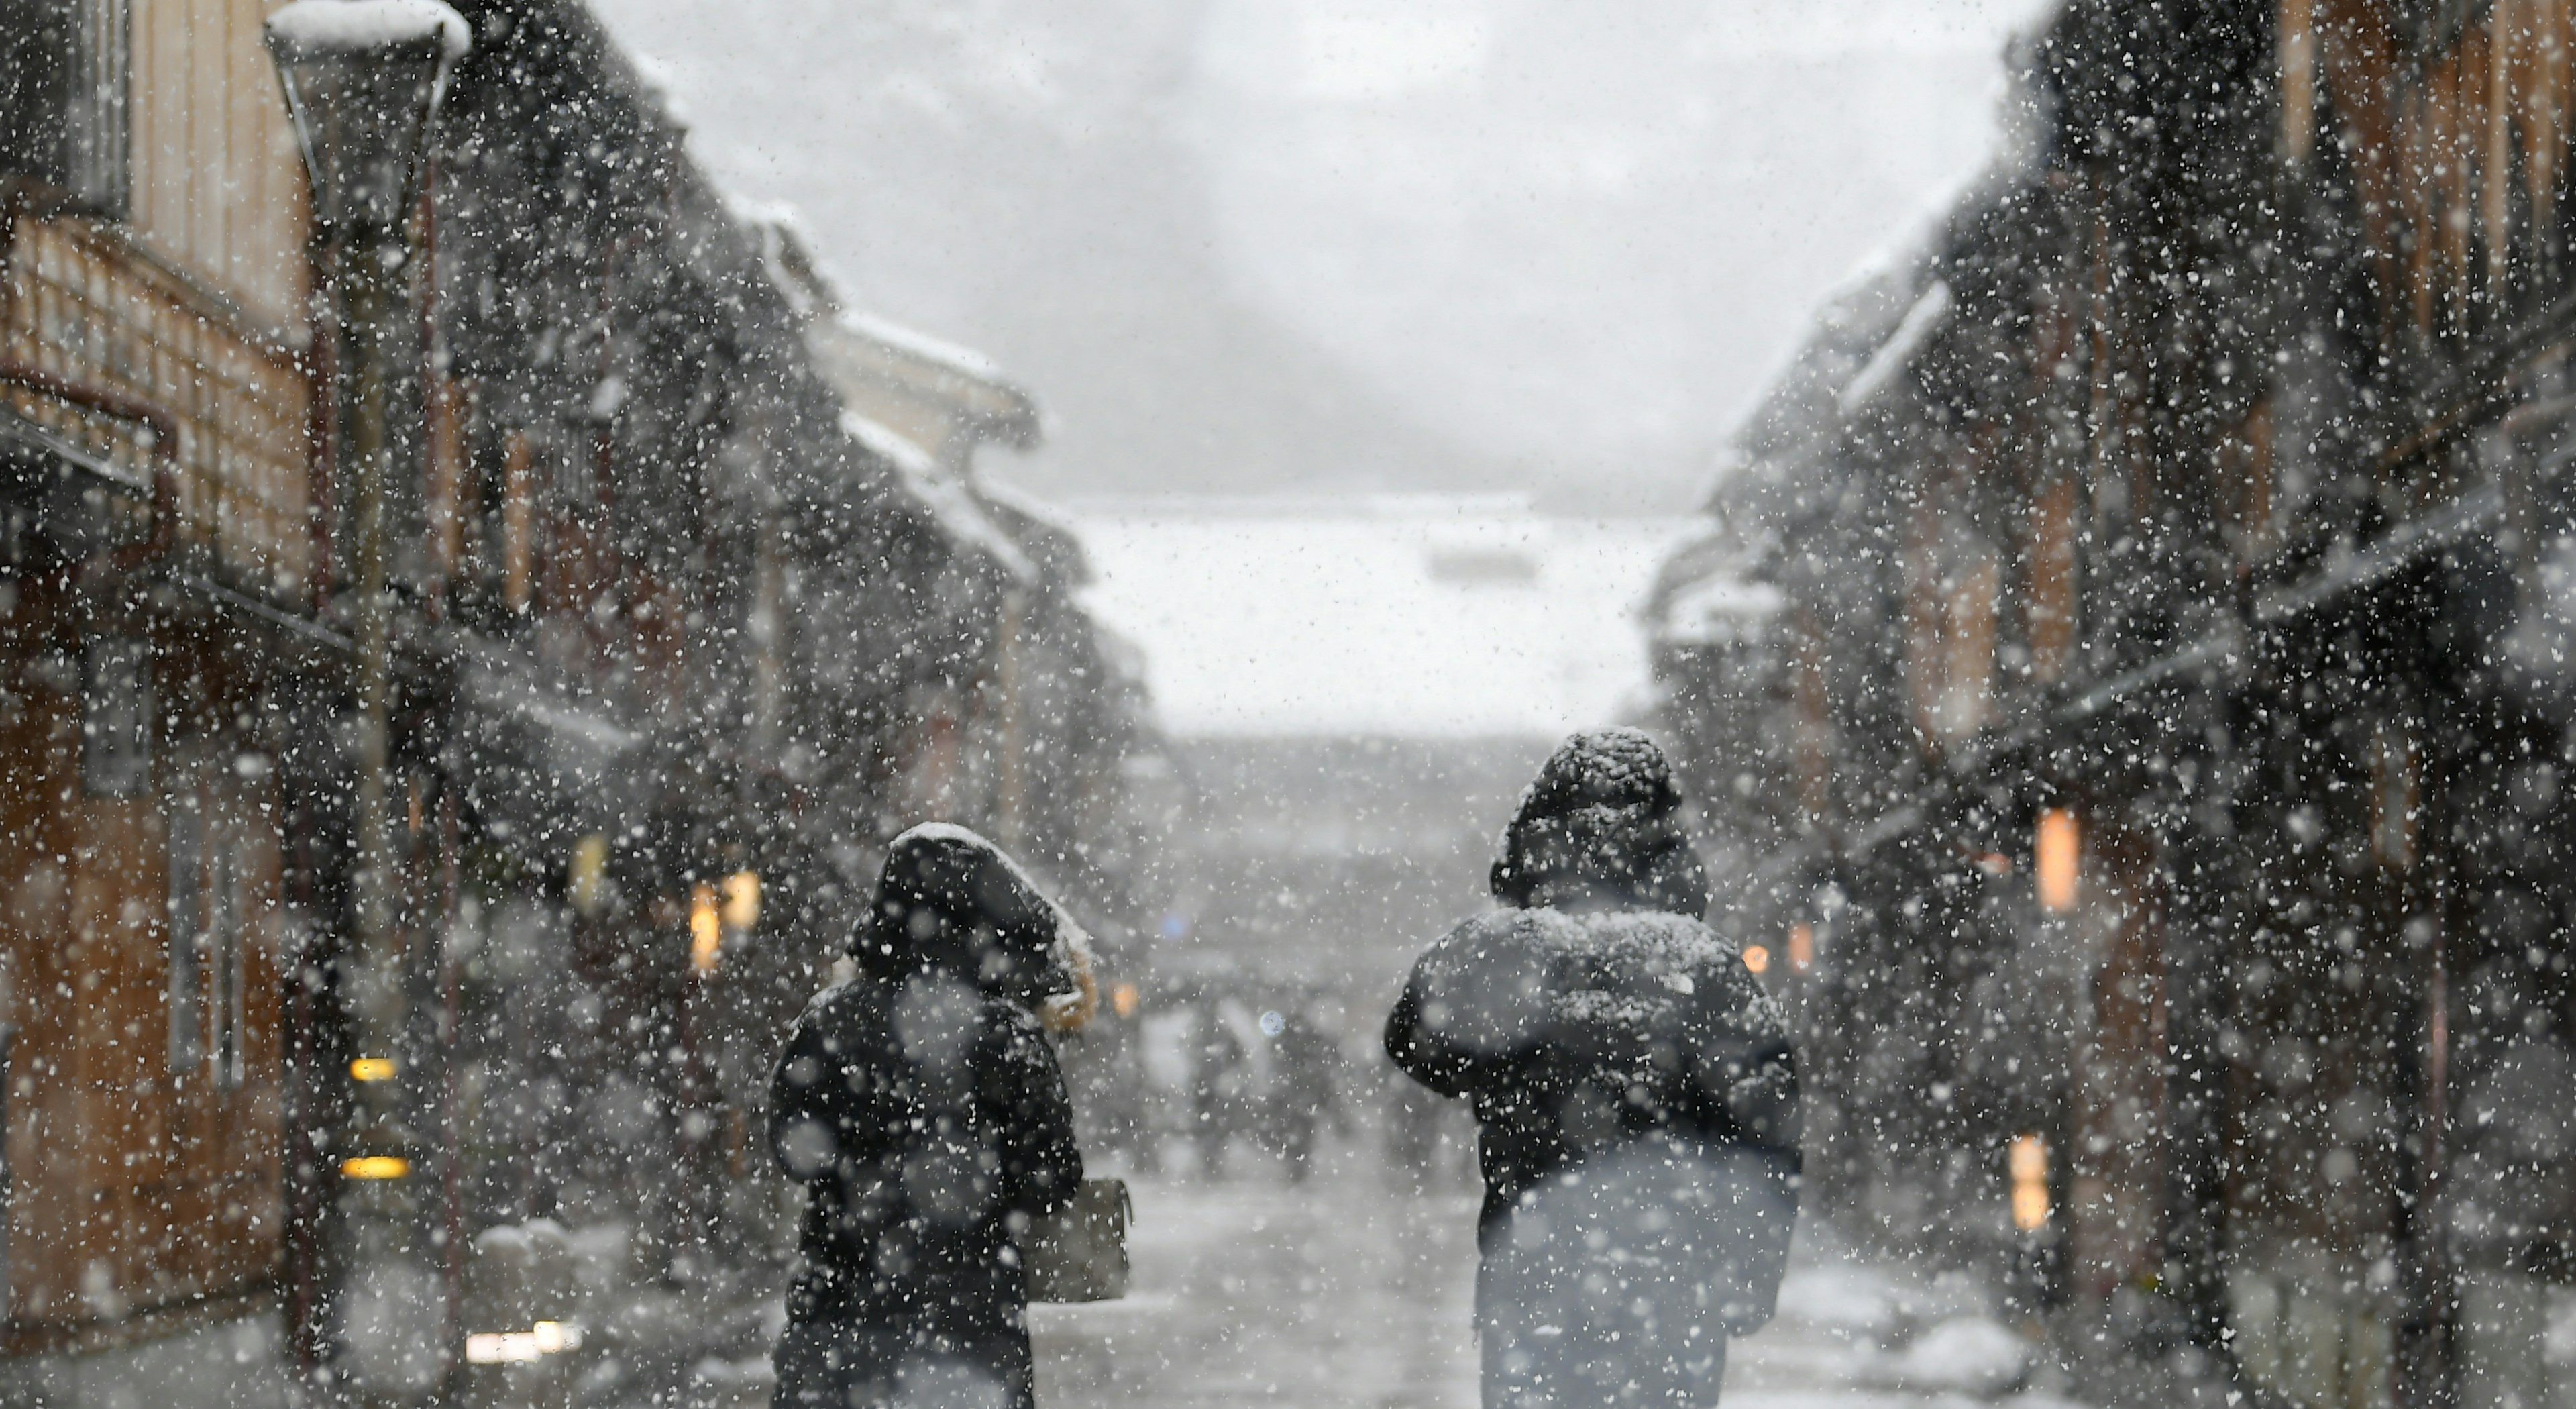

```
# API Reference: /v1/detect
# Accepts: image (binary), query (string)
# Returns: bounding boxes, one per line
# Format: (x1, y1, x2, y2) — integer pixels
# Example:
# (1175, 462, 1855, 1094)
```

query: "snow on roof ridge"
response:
(1836, 279, 1953, 417)
(974, 473, 1077, 535)
(1051, 490, 1546, 520)
(265, 0, 468, 58)
(841, 410, 1037, 583)
(838, 311, 1008, 383)
(839, 409, 936, 475)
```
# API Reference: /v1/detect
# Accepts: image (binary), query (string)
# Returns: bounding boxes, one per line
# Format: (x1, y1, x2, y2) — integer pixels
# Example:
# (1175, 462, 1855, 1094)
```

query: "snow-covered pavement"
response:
(1030, 1161, 2092, 1409)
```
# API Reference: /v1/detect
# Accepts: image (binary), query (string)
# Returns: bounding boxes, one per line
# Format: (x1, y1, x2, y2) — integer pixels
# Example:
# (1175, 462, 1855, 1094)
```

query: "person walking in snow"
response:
(1192, 1004, 1248, 1177)
(1270, 1007, 1342, 1182)
(1385, 729, 1801, 1408)
(767, 824, 1090, 1409)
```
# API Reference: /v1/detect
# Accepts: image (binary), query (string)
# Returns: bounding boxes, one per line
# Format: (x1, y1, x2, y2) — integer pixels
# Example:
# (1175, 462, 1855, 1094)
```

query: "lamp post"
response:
(264, 1, 468, 1398)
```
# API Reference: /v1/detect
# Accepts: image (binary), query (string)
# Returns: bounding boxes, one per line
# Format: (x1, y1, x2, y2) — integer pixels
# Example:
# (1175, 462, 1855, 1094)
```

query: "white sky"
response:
(1069, 501, 1693, 737)
(592, 0, 2057, 505)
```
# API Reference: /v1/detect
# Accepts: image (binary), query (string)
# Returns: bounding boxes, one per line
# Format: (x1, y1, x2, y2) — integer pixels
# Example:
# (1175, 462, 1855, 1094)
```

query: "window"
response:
(0, 0, 130, 218)
(166, 794, 201, 1073)
(80, 636, 148, 798)
(209, 839, 241, 1090)
(165, 791, 246, 1088)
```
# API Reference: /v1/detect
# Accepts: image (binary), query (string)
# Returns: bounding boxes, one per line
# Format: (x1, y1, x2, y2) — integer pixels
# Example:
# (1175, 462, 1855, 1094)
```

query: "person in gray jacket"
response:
(1386, 729, 1801, 1408)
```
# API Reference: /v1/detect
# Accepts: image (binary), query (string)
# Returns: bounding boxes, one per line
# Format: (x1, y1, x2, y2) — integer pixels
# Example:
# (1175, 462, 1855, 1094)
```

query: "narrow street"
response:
(1030, 1155, 2087, 1409)
(26, 1, 2576, 1405)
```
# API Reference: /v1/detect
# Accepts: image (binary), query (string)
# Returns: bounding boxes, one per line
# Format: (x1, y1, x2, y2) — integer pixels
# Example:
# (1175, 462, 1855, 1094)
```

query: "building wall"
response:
(128, 0, 309, 334)
(0, 621, 286, 1343)
(1652, 1, 2576, 1401)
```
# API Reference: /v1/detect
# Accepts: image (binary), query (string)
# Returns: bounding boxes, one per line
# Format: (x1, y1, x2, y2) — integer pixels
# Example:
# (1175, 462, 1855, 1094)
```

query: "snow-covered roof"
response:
(840, 312, 1008, 384)
(1835, 279, 1953, 417)
(974, 474, 1091, 586)
(1065, 499, 1692, 737)
(841, 411, 1037, 583)
(1655, 575, 1785, 649)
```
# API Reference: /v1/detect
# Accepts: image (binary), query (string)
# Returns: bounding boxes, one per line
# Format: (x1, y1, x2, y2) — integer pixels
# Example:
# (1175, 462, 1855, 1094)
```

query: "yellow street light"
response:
(341, 1155, 411, 1180)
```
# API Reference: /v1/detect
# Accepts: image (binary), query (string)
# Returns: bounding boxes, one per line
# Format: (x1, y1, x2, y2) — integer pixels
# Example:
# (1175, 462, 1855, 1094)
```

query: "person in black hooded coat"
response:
(768, 824, 1086, 1409)
(1385, 729, 1801, 1408)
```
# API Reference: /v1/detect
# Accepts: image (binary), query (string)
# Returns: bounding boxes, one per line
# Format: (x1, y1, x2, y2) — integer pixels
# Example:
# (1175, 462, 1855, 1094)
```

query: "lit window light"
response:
(568, 834, 609, 918)
(349, 1057, 396, 1082)
(2035, 809, 2080, 912)
(464, 1320, 582, 1365)
(721, 869, 761, 931)
(690, 882, 721, 974)
(2010, 1133, 2050, 1231)
(341, 1155, 409, 1180)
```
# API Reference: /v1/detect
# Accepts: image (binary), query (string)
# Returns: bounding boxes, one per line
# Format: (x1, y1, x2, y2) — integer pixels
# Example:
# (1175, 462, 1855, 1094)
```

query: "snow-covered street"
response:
(1030, 1163, 2088, 1409)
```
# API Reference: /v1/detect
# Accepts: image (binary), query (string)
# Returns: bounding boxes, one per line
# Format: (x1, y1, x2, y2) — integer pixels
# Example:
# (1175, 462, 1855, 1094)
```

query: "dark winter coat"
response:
(769, 825, 1085, 1409)
(1385, 730, 1801, 1407)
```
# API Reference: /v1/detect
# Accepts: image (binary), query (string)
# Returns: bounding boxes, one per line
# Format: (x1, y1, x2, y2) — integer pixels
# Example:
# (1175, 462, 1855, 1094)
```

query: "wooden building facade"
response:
(0, 0, 314, 1388)
(1652, 2, 2576, 1406)
(0, 0, 1164, 1400)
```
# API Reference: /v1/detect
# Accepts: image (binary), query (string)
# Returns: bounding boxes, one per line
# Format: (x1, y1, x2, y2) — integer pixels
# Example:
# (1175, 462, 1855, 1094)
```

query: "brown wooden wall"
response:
(0, 619, 285, 1345)
(2065, 819, 2170, 1302)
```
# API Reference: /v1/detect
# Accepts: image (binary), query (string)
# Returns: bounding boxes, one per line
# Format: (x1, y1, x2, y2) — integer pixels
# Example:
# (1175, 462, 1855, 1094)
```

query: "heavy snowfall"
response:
(6, 1, 2576, 1408)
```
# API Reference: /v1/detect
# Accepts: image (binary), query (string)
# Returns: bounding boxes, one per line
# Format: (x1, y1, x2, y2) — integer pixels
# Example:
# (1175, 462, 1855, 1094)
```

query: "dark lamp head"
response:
(264, 0, 470, 238)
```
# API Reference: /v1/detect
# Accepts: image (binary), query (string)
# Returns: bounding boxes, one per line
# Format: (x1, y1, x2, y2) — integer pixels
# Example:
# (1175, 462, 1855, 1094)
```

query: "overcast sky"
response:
(592, 0, 2054, 509)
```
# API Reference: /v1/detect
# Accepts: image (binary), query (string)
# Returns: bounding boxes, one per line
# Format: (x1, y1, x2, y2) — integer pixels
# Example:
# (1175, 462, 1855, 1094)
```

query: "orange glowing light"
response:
(2035, 808, 2080, 912)
(1788, 923, 1814, 972)
(1112, 982, 1140, 1019)
(721, 869, 761, 930)
(690, 882, 722, 973)
(1743, 944, 1772, 975)
(341, 1155, 410, 1180)
(348, 1057, 396, 1082)
(2009, 1133, 2051, 1230)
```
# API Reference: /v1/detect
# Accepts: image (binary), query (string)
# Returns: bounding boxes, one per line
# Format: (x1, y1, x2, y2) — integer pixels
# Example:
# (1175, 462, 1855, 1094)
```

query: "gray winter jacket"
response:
(1385, 729, 1801, 1333)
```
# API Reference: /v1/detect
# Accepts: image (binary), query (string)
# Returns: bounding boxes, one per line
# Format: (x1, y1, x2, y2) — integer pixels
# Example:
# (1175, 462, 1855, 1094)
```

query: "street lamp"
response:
(264, 1, 467, 1398)
(266, 0, 468, 236)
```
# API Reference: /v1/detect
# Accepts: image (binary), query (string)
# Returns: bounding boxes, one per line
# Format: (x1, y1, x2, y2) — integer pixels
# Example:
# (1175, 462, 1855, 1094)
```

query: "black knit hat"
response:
(1510, 727, 1683, 822)
(1491, 729, 1708, 917)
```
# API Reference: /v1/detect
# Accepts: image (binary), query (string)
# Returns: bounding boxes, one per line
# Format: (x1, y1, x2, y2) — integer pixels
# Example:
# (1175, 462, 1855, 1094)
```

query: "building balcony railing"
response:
(0, 213, 313, 603)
